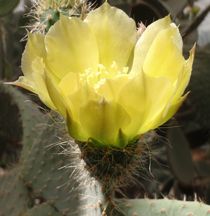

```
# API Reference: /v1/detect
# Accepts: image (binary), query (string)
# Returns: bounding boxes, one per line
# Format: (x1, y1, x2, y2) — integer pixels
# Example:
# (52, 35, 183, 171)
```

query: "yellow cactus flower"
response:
(12, 3, 194, 148)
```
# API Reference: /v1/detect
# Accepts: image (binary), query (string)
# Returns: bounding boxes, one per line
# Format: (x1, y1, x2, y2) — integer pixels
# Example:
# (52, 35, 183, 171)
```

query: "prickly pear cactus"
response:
(1, 1, 210, 216)
(30, 0, 91, 33)
(0, 168, 29, 216)
(23, 203, 62, 216)
(116, 198, 210, 216)
(20, 118, 80, 215)
(0, 54, 210, 216)
(0, 84, 84, 216)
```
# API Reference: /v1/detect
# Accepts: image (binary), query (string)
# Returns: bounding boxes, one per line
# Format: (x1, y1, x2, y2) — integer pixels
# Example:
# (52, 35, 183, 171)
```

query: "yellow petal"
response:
(96, 75, 130, 101)
(97, 74, 146, 140)
(85, 2, 136, 69)
(58, 72, 80, 97)
(152, 47, 195, 128)
(131, 16, 171, 75)
(79, 99, 130, 147)
(68, 83, 99, 123)
(45, 73, 89, 141)
(16, 33, 55, 109)
(66, 112, 89, 142)
(45, 73, 68, 117)
(10, 76, 36, 93)
(143, 24, 184, 81)
(117, 74, 145, 139)
(13, 75, 55, 110)
(155, 94, 188, 130)
(173, 46, 195, 101)
(21, 33, 46, 78)
(45, 16, 99, 79)
(154, 46, 195, 127)
(68, 85, 101, 141)
(139, 74, 174, 133)
(30, 58, 55, 109)
(140, 47, 194, 133)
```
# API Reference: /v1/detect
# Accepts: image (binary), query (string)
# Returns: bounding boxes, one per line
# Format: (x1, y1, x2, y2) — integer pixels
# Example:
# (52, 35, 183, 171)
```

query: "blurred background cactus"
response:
(0, 0, 29, 81)
(0, 0, 20, 16)
(29, 0, 91, 33)
(1, 0, 210, 215)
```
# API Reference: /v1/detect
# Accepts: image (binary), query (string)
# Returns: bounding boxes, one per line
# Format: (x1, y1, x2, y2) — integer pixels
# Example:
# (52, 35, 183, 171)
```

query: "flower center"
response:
(80, 62, 128, 90)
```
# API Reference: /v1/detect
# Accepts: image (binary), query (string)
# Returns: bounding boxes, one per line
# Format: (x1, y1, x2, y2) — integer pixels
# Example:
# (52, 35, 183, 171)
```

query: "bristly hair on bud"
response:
(26, 0, 93, 34)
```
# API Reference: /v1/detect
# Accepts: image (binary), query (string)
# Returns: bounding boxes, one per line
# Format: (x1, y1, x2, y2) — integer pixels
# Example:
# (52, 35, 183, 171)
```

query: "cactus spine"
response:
(29, 0, 91, 33)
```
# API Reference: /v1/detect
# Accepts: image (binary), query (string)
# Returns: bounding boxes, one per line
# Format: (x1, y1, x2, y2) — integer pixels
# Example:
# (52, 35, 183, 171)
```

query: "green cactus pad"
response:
(0, 168, 29, 216)
(116, 198, 210, 216)
(21, 117, 81, 215)
(0, 83, 47, 167)
(0, 84, 102, 215)
(23, 203, 62, 216)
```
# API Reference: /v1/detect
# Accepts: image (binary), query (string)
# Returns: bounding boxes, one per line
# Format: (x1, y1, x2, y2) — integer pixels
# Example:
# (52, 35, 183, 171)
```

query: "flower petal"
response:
(45, 16, 99, 79)
(97, 74, 146, 140)
(152, 47, 195, 128)
(143, 24, 185, 81)
(139, 47, 194, 133)
(173, 46, 195, 101)
(79, 99, 130, 147)
(11, 76, 36, 93)
(11, 33, 55, 109)
(31, 58, 56, 109)
(139, 74, 175, 133)
(58, 72, 80, 97)
(45, 73, 88, 140)
(61, 83, 101, 141)
(96, 74, 146, 140)
(96, 75, 130, 101)
(131, 16, 171, 75)
(21, 33, 46, 78)
(154, 94, 188, 129)
(45, 73, 69, 117)
(117, 74, 145, 139)
(68, 83, 99, 123)
(85, 2, 136, 69)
